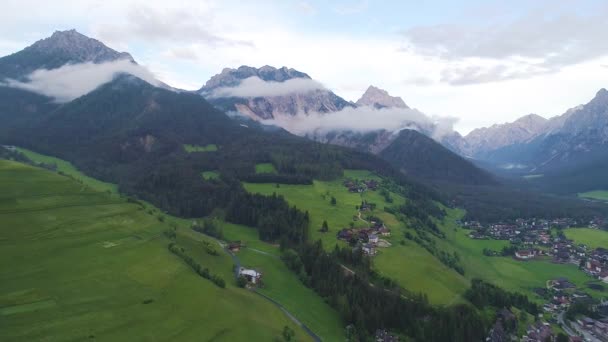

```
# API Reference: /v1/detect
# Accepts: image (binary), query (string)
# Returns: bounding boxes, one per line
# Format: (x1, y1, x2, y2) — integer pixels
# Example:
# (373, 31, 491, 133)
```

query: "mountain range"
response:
(2, 29, 607, 198)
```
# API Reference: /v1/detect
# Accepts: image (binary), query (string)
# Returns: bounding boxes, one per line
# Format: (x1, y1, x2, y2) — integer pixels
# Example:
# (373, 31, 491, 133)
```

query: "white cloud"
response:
(96, 4, 253, 48)
(3, 60, 160, 102)
(401, 5, 608, 85)
(209, 76, 326, 98)
(260, 105, 457, 140)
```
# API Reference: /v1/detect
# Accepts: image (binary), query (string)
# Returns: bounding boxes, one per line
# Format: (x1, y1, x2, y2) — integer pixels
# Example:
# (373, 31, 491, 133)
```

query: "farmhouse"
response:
(238, 267, 262, 284)
(362, 243, 376, 256)
(368, 234, 379, 244)
(515, 250, 535, 260)
(228, 242, 241, 252)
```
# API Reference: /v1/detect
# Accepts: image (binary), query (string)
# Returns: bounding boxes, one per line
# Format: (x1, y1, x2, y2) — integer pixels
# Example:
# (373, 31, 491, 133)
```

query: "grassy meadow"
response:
(183, 144, 218, 152)
(564, 228, 608, 250)
(0, 159, 312, 341)
(245, 170, 470, 304)
(16, 147, 118, 194)
(220, 222, 346, 341)
(244, 170, 607, 305)
(202, 170, 220, 180)
(435, 209, 605, 301)
(254, 163, 278, 174)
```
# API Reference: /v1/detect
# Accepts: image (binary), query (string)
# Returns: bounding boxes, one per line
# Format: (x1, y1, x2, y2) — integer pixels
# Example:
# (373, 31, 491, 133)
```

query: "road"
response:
(557, 311, 578, 337)
(222, 244, 322, 341)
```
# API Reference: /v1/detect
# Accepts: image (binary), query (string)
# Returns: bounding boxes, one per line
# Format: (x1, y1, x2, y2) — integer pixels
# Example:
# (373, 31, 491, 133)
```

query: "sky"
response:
(2, 0, 608, 134)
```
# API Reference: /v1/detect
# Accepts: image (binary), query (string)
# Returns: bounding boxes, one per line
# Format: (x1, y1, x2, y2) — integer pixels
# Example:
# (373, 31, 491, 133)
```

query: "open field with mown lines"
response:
(0, 159, 311, 341)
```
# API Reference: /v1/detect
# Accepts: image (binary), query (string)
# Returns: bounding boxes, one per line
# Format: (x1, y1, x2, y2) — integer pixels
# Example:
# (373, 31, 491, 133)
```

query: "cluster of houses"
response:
(463, 218, 608, 284)
(343, 178, 378, 193)
(521, 321, 554, 342)
(337, 221, 391, 256)
(573, 313, 608, 340)
(464, 218, 580, 242)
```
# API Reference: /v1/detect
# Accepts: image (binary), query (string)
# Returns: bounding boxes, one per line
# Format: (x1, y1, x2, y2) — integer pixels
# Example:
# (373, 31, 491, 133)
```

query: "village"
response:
(462, 218, 608, 285)
(461, 218, 608, 341)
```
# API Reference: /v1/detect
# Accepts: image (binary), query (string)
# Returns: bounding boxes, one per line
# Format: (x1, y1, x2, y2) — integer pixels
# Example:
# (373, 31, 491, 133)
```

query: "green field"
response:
(0, 160, 311, 341)
(16, 147, 118, 194)
(244, 170, 472, 304)
(220, 222, 345, 341)
(254, 163, 278, 174)
(435, 209, 605, 300)
(183, 144, 218, 152)
(564, 228, 608, 250)
(202, 170, 220, 180)
(244, 171, 606, 305)
(578, 190, 608, 201)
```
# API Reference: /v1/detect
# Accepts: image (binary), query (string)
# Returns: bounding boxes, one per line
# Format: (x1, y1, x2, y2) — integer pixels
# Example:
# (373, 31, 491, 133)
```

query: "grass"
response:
(183, 144, 218, 152)
(202, 170, 220, 180)
(578, 190, 608, 201)
(245, 170, 472, 305)
(244, 171, 606, 305)
(16, 147, 118, 194)
(435, 209, 605, 301)
(0, 159, 312, 341)
(564, 228, 608, 250)
(218, 222, 345, 341)
(255, 163, 278, 174)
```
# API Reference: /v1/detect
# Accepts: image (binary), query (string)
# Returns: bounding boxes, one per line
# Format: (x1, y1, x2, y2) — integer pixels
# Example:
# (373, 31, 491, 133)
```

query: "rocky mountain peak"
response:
(201, 65, 311, 92)
(27, 29, 134, 64)
(355, 85, 408, 109)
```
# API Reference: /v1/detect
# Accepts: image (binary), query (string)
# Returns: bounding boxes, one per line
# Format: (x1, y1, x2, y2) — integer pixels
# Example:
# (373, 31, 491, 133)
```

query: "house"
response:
(368, 234, 379, 244)
(238, 267, 262, 284)
(337, 229, 353, 240)
(586, 259, 603, 274)
(600, 271, 608, 284)
(375, 329, 398, 342)
(515, 250, 535, 260)
(362, 243, 376, 256)
(378, 227, 391, 236)
(228, 242, 241, 252)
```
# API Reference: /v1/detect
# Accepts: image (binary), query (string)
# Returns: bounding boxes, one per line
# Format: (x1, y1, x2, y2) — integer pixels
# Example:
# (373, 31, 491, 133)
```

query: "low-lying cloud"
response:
(209, 76, 326, 98)
(3, 59, 160, 102)
(261, 105, 457, 140)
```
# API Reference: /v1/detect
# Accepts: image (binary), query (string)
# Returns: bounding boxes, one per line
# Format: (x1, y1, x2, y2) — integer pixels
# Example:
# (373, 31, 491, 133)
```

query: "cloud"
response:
(297, 2, 316, 15)
(209, 76, 326, 98)
(260, 105, 457, 140)
(96, 5, 253, 48)
(333, 0, 369, 15)
(3, 60, 160, 102)
(401, 6, 608, 84)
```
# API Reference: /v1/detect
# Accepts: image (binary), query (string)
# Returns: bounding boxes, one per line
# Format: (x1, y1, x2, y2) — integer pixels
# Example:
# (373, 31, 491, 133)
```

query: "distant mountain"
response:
(463, 114, 549, 157)
(355, 85, 409, 109)
(199, 65, 352, 120)
(0, 29, 134, 80)
(471, 89, 608, 193)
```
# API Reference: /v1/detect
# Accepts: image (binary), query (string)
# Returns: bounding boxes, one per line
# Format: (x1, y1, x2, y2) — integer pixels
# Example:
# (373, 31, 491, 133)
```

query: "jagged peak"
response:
(356, 85, 408, 109)
(25, 29, 134, 63)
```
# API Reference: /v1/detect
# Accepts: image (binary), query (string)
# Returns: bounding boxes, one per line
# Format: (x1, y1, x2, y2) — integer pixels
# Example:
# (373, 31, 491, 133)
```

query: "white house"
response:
(239, 267, 262, 284)
(515, 250, 534, 260)
(362, 243, 376, 256)
(368, 234, 379, 244)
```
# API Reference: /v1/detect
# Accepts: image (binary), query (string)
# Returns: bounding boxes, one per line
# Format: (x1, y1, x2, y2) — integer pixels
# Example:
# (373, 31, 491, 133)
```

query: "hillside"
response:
(0, 159, 312, 341)
(380, 129, 496, 185)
